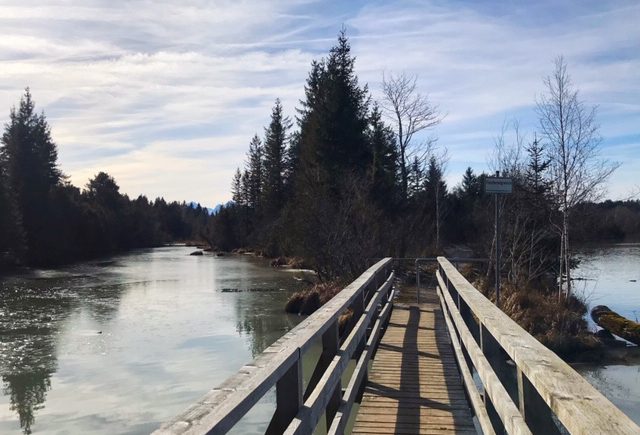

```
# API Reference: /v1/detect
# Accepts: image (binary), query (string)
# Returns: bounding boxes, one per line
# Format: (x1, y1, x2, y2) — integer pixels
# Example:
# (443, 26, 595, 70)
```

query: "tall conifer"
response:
(262, 99, 291, 214)
(0, 89, 62, 263)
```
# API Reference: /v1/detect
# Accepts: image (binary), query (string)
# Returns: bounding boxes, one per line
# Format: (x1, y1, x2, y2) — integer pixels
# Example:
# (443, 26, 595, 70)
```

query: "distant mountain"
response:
(187, 201, 234, 215)
(211, 201, 234, 215)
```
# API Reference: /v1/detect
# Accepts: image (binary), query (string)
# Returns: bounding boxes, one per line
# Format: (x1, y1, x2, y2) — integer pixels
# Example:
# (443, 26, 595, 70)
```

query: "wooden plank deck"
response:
(352, 286, 476, 434)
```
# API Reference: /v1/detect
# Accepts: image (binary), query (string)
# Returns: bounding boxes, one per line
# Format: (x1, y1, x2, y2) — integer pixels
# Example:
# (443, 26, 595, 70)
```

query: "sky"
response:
(0, 0, 638, 206)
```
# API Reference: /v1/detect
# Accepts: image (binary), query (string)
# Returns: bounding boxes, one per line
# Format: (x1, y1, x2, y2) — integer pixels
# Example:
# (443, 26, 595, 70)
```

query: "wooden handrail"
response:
(153, 258, 394, 435)
(436, 256, 640, 435)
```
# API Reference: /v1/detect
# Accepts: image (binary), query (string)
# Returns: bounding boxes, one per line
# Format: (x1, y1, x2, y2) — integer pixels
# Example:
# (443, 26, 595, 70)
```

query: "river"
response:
(1, 244, 639, 433)
(0, 246, 309, 434)
(573, 243, 640, 426)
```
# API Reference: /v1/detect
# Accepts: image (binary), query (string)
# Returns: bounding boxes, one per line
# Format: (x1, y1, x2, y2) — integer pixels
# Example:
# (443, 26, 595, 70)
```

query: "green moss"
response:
(592, 305, 640, 345)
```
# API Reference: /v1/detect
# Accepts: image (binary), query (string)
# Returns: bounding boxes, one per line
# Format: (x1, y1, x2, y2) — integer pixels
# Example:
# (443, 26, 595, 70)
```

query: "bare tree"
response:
(381, 72, 442, 201)
(536, 56, 619, 298)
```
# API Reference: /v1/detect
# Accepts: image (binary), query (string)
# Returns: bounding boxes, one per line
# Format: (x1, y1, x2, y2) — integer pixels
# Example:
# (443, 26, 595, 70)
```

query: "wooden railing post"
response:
(457, 300, 476, 379)
(480, 324, 507, 434)
(435, 256, 640, 435)
(480, 325, 519, 403)
(154, 259, 398, 435)
(306, 320, 340, 399)
(517, 368, 561, 434)
(266, 356, 303, 434)
(324, 321, 341, 428)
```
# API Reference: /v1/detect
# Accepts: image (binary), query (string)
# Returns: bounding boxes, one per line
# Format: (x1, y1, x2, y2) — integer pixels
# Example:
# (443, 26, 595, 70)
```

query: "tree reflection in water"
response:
(2, 372, 52, 435)
(234, 288, 301, 357)
(0, 280, 73, 434)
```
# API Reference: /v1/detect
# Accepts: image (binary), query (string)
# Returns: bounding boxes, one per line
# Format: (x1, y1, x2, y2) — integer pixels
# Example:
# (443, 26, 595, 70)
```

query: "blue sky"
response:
(0, 0, 638, 205)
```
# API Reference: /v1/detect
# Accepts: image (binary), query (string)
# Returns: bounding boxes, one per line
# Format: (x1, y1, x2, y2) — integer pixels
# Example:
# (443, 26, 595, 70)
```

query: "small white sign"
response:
(485, 177, 513, 194)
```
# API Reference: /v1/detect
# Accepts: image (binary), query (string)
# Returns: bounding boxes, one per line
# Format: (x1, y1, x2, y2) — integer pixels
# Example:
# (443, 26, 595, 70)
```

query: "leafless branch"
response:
(381, 71, 443, 200)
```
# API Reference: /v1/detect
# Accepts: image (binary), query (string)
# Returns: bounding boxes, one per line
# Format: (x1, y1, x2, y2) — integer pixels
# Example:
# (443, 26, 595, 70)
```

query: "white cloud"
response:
(0, 0, 637, 204)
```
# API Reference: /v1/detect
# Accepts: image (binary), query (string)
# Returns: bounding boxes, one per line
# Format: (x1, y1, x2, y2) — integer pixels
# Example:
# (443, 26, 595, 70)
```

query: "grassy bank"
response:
(284, 281, 355, 334)
(472, 276, 603, 361)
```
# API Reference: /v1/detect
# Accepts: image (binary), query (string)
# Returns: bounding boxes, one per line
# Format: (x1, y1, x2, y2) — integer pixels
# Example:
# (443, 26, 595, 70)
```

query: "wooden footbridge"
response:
(154, 258, 639, 435)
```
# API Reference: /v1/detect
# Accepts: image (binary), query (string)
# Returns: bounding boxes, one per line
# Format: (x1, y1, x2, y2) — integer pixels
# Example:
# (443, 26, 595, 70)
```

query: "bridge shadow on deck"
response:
(353, 286, 475, 434)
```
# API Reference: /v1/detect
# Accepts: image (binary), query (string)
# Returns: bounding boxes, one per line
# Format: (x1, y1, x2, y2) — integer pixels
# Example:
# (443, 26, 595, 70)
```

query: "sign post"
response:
(484, 172, 512, 307)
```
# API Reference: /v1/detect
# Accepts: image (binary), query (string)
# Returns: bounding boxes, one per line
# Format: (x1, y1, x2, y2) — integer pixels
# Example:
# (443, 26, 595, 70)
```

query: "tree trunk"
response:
(563, 210, 571, 298)
(558, 229, 564, 301)
(435, 185, 440, 251)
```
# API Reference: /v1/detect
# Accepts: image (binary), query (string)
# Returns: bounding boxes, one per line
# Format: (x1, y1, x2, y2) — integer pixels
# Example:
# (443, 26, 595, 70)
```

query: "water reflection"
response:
(234, 286, 302, 356)
(0, 262, 130, 433)
(0, 248, 307, 434)
(575, 364, 640, 425)
(0, 286, 75, 434)
(573, 243, 640, 426)
(2, 372, 51, 434)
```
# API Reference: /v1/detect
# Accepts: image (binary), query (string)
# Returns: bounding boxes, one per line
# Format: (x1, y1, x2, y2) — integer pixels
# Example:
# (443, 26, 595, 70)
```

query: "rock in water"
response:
(190, 250, 204, 256)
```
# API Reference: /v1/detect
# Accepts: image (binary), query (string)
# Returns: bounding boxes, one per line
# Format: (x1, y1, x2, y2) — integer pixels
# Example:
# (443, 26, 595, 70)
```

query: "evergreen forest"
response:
(0, 89, 210, 270)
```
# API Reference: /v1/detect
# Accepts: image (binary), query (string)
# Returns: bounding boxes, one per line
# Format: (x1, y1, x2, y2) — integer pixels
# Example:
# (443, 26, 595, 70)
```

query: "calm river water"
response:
(574, 243, 640, 426)
(0, 246, 308, 434)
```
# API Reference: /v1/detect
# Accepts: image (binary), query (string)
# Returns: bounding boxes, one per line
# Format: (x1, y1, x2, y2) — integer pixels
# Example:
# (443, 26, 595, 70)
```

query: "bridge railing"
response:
(436, 256, 640, 435)
(153, 258, 395, 435)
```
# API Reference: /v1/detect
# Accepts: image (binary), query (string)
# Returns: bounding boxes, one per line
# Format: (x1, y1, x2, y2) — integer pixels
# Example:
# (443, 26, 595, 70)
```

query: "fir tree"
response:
(460, 167, 480, 198)
(424, 156, 448, 250)
(246, 134, 263, 210)
(262, 99, 291, 214)
(524, 135, 552, 197)
(0, 165, 25, 266)
(231, 168, 243, 205)
(368, 105, 398, 209)
(297, 29, 371, 189)
(408, 157, 424, 199)
(0, 89, 62, 263)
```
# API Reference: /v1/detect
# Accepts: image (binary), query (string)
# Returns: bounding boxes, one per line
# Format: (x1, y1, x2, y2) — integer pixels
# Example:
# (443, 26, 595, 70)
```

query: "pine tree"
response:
(246, 134, 263, 210)
(262, 99, 291, 214)
(408, 157, 424, 199)
(368, 105, 398, 209)
(0, 89, 62, 263)
(460, 167, 480, 198)
(0, 165, 25, 266)
(231, 168, 243, 205)
(524, 135, 552, 197)
(288, 29, 380, 277)
(297, 29, 371, 189)
(424, 156, 448, 250)
(241, 169, 250, 207)
(86, 172, 122, 209)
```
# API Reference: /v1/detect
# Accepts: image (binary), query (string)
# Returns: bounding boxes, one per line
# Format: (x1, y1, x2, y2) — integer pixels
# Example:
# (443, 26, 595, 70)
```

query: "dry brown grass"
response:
(271, 256, 310, 269)
(474, 277, 602, 361)
(285, 281, 343, 315)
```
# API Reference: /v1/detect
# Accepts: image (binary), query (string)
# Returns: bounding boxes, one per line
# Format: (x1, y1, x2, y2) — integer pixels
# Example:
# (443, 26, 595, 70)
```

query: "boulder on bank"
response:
(591, 305, 640, 346)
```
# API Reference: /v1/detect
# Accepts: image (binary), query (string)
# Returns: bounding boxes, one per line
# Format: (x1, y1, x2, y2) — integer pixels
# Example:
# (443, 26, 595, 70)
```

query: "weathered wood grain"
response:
(436, 284, 496, 435)
(328, 290, 394, 434)
(437, 272, 530, 435)
(438, 257, 640, 435)
(284, 272, 395, 434)
(353, 287, 476, 435)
